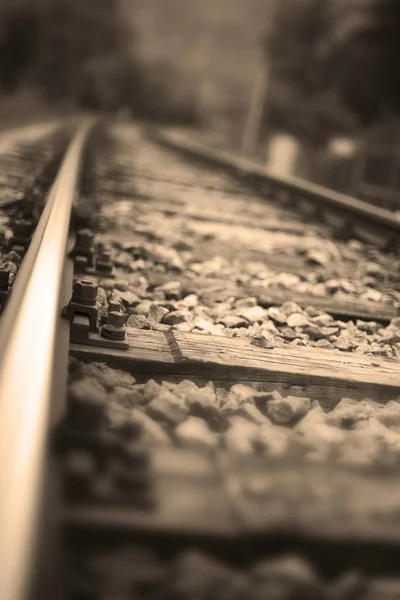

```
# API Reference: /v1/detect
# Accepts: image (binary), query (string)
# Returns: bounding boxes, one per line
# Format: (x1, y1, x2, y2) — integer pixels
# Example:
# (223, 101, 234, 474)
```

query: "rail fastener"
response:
(63, 280, 129, 350)
(101, 310, 127, 342)
(100, 299, 124, 324)
(21, 196, 39, 221)
(0, 267, 10, 313)
(71, 228, 95, 270)
(8, 218, 34, 255)
(72, 230, 116, 277)
(94, 247, 115, 276)
(63, 279, 99, 330)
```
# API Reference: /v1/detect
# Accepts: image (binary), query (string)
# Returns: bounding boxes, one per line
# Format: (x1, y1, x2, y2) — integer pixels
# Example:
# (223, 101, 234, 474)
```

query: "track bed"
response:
(60, 124, 400, 598)
(1, 120, 400, 600)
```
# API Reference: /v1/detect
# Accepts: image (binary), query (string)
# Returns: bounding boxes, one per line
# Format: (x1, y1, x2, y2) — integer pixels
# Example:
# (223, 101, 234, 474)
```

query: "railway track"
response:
(0, 119, 400, 600)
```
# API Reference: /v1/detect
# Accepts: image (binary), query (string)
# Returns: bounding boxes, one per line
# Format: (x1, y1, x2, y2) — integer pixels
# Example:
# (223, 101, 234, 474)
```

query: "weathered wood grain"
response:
(65, 449, 234, 536)
(64, 447, 400, 575)
(65, 445, 400, 541)
(69, 329, 400, 409)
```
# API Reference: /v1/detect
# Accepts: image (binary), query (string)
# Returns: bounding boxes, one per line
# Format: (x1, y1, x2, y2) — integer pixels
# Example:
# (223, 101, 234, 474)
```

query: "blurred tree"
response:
(132, 61, 201, 123)
(263, 0, 359, 147)
(267, 0, 331, 98)
(330, 0, 400, 124)
(0, 2, 39, 91)
(0, 0, 200, 123)
(32, 0, 136, 103)
(265, 0, 400, 139)
(0, 0, 134, 100)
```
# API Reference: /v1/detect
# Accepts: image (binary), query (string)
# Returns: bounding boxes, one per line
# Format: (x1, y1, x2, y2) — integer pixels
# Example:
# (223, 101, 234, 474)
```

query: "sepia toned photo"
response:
(0, 1, 399, 599)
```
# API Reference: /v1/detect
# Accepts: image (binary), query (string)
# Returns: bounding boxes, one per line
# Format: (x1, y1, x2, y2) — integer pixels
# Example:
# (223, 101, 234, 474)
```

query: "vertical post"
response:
(350, 137, 368, 196)
(198, 18, 216, 125)
(388, 122, 400, 191)
(241, 66, 268, 157)
(241, 0, 275, 158)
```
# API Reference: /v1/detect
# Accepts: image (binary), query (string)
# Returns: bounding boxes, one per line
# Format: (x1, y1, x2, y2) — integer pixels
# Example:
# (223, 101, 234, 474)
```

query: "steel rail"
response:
(358, 181, 400, 209)
(150, 130, 400, 233)
(0, 119, 93, 600)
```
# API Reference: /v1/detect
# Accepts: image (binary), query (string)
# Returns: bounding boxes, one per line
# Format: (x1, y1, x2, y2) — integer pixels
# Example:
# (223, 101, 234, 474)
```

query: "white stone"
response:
(175, 417, 218, 451)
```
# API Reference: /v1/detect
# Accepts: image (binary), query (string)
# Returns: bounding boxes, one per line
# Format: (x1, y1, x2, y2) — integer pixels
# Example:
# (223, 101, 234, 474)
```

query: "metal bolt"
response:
(14, 219, 33, 238)
(99, 299, 123, 325)
(115, 470, 150, 494)
(97, 240, 111, 252)
(101, 311, 127, 341)
(73, 255, 88, 272)
(65, 450, 96, 501)
(118, 446, 149, 469)
(0, 268, 9, 289)
(76, 229, 94, 248)
(108, 299, 123, 313)
(23, 197, 36, 218)
(105, 311, 125, 328)
(95, 262, 113, 274)
(72, 279, 98, 305)
(96, 255, 112, 265)
(95, 248, 113, 273)
(65, 450, 96, 479)
(99, 249, 112, 262)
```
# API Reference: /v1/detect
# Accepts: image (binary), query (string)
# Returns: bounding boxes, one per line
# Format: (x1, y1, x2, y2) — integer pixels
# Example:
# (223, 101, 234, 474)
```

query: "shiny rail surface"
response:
(0, 120, 92, 600)
(151, 129, 400, 233)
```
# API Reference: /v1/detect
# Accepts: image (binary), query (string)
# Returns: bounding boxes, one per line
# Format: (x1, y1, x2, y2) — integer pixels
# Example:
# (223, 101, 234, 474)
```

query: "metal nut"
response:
(23, 197, 36, 217)
(96, 258, 113, 271)
(99, 249, 112, 262)
(72, 279, 98, 302)
(14, 219, 32, 238)
(108, 299, 123, 313)
(97, 239, 112, 252)
(0, 268, 10, 288)
(76, 229, 94, 248)
(101, 311, 127, 341)
(105, 311, 125, 328)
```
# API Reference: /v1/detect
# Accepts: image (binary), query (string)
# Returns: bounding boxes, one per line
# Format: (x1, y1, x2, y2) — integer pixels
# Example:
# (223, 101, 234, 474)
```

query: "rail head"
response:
(0, 119, 93, 600)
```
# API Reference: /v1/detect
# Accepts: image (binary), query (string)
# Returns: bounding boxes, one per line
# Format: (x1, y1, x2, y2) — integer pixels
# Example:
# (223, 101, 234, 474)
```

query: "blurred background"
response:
(1, 0, 400, 199)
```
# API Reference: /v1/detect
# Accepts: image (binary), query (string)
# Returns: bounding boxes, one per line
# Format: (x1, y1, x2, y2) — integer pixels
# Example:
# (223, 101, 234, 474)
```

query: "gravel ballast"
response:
(80, 126, 400, 360)
(66, 546, 371, 600)
(65, 360, 400, 470)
